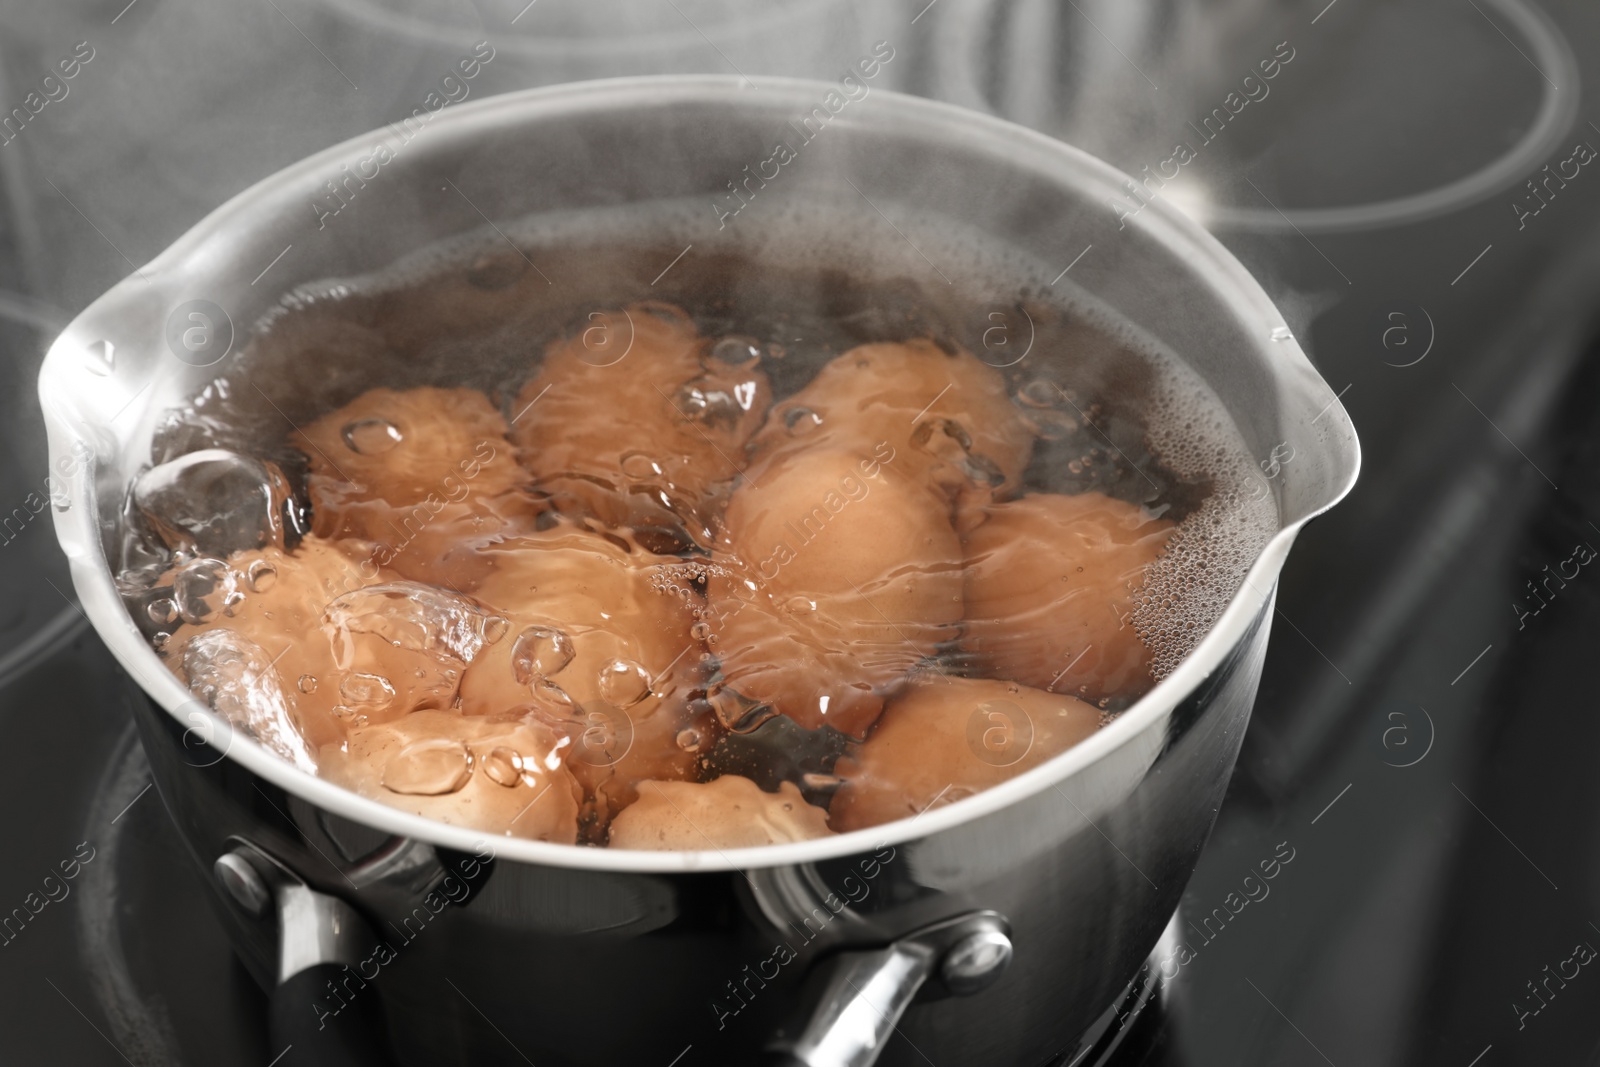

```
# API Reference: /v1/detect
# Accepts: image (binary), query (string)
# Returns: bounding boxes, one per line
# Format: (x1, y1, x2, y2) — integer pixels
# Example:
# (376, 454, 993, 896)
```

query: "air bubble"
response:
(245, 559, 277, 592)
(1027, 409, 1079, 441)
(383, 739, 472, 795)
(529, 680, 578, 717)
(1017, 379, 1061, 408)
(342, 418, 403, 455)
(173, 558, 238, 625)
(325, 583, 497, 665)
(511, 626, 575, 685)
(147, 597, 178, 626)
(708, 336, 762, 367)
(481, 747, 522, 787)
(913, 417, 1001, 486)
(132, 450, 301, 556)
(340, 673, 397, 710)
(620, 452, 663, 480)
(675, 727, 703, 752)
(297, 674, 318, 694)
(598, 659, 651, 708)
(674, 379, 744, 428)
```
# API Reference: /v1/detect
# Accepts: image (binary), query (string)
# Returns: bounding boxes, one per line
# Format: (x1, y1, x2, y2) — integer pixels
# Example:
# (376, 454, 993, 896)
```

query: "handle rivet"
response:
(214, 850, 270, 917)
(940, 929, 1013, 994)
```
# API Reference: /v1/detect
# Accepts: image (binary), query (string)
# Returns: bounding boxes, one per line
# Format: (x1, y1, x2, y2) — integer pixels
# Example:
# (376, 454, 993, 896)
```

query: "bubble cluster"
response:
(1130, 371, 1278, 680)
(647, 559, 734, 600)
(178, 628, 314, 771)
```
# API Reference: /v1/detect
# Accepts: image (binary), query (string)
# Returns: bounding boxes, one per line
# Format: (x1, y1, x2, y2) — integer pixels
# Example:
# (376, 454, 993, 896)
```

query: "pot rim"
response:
(40, 74, 1359, 874)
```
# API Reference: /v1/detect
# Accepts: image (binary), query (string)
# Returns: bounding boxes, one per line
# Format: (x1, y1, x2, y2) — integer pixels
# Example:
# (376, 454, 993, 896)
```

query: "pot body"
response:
(135, 599, 1271, 1067)
(40, 77, 1357, 1067)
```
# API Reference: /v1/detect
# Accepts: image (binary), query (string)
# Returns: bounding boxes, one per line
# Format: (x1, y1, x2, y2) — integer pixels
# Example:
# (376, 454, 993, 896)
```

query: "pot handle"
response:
(270, 962, 394, 1067)
(215, 846, 398, 1066)
(763, 910, 1012, 1067)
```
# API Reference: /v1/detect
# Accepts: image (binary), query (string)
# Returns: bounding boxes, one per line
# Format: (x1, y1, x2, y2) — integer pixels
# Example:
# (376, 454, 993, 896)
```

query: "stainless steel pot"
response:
(39, 77, 1358, 1067)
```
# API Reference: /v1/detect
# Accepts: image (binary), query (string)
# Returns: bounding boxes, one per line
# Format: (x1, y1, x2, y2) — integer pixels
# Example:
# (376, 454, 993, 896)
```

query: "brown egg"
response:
(960, 492, 1173, 702)
(830, 675, 1102, 833)
(319, 710, 583, 843)
(161, 538, 515, 760)
(457, 520, 705, 823)
(705, 444, 963, 739)
(607, 776, 833, 851)
(748, 339, 1034, 524)
(293, 386, 539, 588)
(160, 538, 390, 753)
(509, 303, 771, 547)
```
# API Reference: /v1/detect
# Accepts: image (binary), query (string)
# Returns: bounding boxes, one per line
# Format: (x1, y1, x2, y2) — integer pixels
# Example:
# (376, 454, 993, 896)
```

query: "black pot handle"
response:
(215, 846, 397, 1066)
(270, 962, 394, 1067)
(763, 911, 1013, 1067)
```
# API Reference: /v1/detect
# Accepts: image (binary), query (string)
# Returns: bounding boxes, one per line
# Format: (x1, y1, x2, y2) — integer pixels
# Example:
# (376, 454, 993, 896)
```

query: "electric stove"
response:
(4, 0, 1600, 1063)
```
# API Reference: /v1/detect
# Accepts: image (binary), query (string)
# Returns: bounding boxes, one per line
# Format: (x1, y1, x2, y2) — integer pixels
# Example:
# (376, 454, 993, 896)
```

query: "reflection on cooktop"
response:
(930, 0, 1580, 233)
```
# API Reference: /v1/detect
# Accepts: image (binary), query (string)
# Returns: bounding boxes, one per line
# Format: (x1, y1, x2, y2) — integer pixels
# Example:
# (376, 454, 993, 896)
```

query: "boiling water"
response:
(117, 200, 1276, 845)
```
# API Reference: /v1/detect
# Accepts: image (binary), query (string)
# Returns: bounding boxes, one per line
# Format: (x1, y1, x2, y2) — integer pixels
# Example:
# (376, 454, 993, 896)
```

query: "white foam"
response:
(1132, 392, 1277, 680)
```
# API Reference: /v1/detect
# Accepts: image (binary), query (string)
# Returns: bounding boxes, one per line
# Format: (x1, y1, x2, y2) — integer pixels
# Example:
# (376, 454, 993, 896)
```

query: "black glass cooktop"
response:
(4, 0, 1600, 1064)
